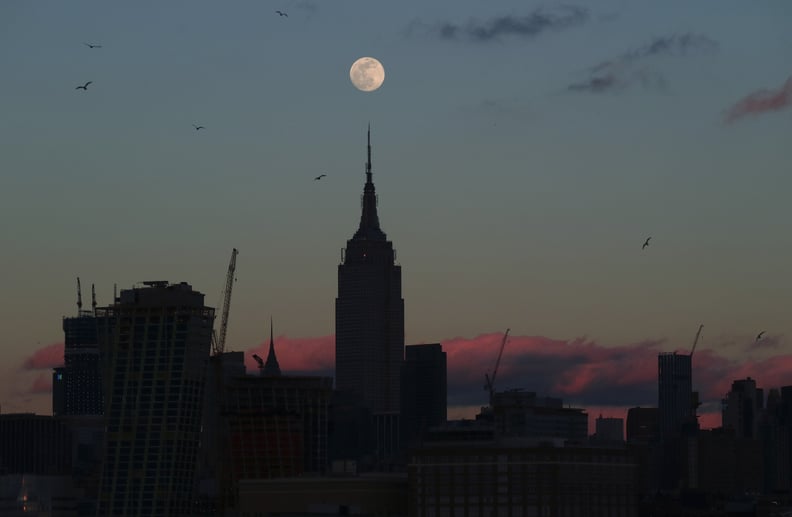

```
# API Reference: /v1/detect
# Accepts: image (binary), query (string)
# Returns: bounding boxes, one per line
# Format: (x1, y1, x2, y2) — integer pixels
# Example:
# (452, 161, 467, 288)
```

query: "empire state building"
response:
(335, 127, 404, 414)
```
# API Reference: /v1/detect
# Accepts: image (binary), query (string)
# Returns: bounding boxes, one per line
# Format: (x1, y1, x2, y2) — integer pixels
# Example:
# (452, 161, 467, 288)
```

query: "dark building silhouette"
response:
(401, 343, 447, 449)
(658, 352, 693, 440)
(95, 281, 214, 517)
(222, 373, 332, 481)
(722, 377, 763, 439)
(52, 313, 103, 416)
(479, 391, 588, 442)
(262, 319, 281, 377)
(0, 414, 72, 476)
(335, 127, 404, 415)
(626, 407, 659, 444)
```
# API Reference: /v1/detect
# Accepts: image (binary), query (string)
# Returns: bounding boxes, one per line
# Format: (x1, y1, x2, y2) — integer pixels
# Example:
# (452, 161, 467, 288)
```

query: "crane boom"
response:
(212, 248, 238, 356)
(484, 328, 510, 405)
(690, 324, 703, 357)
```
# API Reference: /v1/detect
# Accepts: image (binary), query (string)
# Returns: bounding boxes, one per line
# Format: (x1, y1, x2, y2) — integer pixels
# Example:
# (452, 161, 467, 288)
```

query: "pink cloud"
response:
(724, 75, 792, 123)
(22, 342, 64, 370)
(244, 334, 334, 375)
(28, 372, 52, 394)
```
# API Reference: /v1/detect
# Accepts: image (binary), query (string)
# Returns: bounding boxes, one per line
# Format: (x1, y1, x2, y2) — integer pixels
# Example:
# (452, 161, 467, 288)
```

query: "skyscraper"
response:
(95, 281, 214, 517)
(335, 127, 404, 414)
(722, 377, 763, 439)
(658, 352, 693, 440)
(52, 288, 104, 416)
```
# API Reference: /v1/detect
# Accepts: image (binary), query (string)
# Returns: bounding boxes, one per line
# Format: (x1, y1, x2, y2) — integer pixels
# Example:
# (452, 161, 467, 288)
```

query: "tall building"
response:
(722, 377, 763, 439)
(401, 344, 447, 448)
(658, 352, 693, 440)
(52, 310, 103, 416)
(335, 127, 404, 414)
(95, 281, 214, 517)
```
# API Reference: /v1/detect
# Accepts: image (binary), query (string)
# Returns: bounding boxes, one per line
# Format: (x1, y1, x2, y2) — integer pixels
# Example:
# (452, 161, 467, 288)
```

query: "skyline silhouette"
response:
(2, 0, 791, 425)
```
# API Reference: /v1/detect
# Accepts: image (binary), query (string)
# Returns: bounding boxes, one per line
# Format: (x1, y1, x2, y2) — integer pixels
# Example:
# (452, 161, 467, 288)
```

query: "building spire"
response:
(354, 124, 386, 241)
(263, 316, 281, 377)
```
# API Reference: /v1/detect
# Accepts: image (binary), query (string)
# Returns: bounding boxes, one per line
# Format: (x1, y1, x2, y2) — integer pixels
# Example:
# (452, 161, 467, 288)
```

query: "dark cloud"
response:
(569, 33, 716, 94)
(724, 76, 792, 123)
(429, 5, 589, 42)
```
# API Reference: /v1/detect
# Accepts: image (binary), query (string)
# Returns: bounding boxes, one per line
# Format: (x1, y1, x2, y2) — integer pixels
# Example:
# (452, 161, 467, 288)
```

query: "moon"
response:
(349, 57, 385, 92)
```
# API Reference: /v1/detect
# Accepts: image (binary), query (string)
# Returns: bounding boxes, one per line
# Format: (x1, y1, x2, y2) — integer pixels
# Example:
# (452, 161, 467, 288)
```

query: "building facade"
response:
(401, 343, 447, 449)
(658, 352, 693, 440)
(335, 128, 404, 415)
(52, 314, 103, 416)
(409, 443, 638, 517)
(95, 281, 214, 517)
(722, 377, 763, 439)
(0, 414, 72, 476)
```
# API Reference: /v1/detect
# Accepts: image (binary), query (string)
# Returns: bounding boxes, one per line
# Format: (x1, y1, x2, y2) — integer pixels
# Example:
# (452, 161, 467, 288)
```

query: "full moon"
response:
(349, 57, 385, 92)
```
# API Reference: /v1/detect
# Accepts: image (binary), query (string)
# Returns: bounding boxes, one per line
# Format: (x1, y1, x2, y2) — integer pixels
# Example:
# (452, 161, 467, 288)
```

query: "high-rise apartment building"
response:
(95, 281, 214, 516)
(335, 128, 404, 414)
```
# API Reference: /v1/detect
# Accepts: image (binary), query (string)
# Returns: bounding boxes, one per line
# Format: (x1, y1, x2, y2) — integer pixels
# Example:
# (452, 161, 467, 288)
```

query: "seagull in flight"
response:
(314, 174, 327, 181)
(83, 43, 102, 49)
(75, 81, 93, 91)
(192, 124, 205, 131)
(756, 331, 766, 342)
(275, 10, 288, 17)
(642, 237, 651, 250)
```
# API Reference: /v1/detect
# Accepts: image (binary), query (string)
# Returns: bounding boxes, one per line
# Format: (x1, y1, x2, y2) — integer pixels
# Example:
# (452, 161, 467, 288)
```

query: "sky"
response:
(2, 0, 791, 426)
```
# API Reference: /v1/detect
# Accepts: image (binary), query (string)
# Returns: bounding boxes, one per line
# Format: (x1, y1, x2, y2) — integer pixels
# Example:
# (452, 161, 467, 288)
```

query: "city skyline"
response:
(2, 0, 792, 425)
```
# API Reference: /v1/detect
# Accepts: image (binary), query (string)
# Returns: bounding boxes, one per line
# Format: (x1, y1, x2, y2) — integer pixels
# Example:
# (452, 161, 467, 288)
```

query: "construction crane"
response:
(690, 324, 704, 358)
(76, 277, 83, 314)
(252, 354, 264, 370)
(91, 283, 97, 311)
(484, 328, 510, 406)
(212, 248, 238, 356)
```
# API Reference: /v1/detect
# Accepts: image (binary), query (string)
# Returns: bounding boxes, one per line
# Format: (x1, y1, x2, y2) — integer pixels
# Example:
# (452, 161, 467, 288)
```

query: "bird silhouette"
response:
(193, 125, 205, 131)
(642, 237, 651, 249)
(756, 331, 766, 342)
(275, 10, 288, 17)
(83, 43, 102, 49)
(75, 81, 93, 90)
(314, 174, 327, 181)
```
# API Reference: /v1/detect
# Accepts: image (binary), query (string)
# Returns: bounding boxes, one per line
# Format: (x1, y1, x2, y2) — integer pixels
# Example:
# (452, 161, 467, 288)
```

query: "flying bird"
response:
(756, 331, 766, 342)
(193, 125, 205, 131)
(75, 81, 93, 90)
(314, 174, 327, 181)
(83, 43, 102, 49)
(642, 237, 651, 250)
(275, 10, 288, 17)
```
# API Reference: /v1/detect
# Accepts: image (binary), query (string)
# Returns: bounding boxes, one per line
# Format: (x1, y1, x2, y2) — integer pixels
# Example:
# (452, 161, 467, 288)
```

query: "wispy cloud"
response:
(21, 342, 64, 370)
(417, 5, 588, 43)
(724, 76, 792, 123)
(568, 33, 717, 94)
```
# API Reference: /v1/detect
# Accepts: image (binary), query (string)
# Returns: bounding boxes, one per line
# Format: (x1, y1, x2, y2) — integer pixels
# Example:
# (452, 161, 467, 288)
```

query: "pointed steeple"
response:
(263, 317, 281, 377)
(353, 124, 386, 241)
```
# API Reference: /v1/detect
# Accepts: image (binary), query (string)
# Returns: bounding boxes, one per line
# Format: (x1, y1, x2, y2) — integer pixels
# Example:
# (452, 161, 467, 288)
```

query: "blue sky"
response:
(1, 0, 791, 414)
